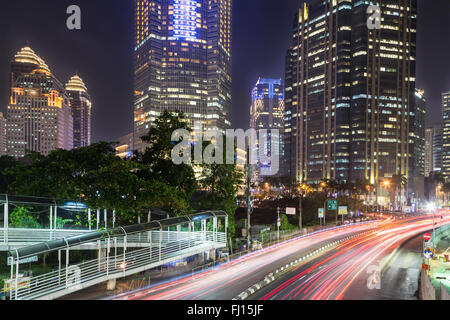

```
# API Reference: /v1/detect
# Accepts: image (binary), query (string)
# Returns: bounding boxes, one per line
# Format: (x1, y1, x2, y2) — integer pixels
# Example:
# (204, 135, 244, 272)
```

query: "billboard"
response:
(286, 207, 296, 215)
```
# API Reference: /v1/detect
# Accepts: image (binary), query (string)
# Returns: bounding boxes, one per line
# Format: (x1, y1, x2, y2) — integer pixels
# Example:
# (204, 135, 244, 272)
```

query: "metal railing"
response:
(0, 228, 216, 247)
(0, 228, 91, 245)
(10, 230, 226, 300)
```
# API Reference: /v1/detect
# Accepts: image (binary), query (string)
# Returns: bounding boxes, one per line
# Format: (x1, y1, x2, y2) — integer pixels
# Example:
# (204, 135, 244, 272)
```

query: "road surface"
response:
(252, 215, 447, 300)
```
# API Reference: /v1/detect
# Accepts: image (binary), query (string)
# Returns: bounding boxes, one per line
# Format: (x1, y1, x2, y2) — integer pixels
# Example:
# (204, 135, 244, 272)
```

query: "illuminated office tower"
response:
(134, 0, 232, 152)
(66, 75, 92, 149)
(250, 78, 285, 179)
(0, 113, 6, 156)
(285, 0, 417, 192)
(433, 126, 443, 172)
(425, 125, 443, 177)
(409, 89, 426, 201)
(425, 128, 434, 177)
(7, 47, 73, 158)
(442, 91, 450, 180)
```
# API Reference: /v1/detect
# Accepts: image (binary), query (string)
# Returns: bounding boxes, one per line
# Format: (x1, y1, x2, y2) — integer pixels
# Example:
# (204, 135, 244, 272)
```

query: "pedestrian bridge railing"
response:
(6, 211, 228, 300)
(0, 228, 91, 247)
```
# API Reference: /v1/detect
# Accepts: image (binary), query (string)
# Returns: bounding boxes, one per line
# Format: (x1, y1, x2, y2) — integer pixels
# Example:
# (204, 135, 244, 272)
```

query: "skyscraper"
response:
(0, 113, 6, 156)
(410, 89, 426, 201)
(425, 128, 434, 177)
(284, 0, 417, 194)
(134, 0, 232, 152)
(7, 47, 73, 158)
(425, 125, 443, 177)
(433, 126, 443, 172)
(249, 78, 285, 178)
(442, 90, 450, 180)
(65, 75, 92, 149)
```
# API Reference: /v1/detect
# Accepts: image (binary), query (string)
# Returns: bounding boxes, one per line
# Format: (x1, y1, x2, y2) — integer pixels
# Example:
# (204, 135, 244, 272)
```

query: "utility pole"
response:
(298, 188, 303, 231)
(246, 162, 253, 252)
(277, 207, 280, 241)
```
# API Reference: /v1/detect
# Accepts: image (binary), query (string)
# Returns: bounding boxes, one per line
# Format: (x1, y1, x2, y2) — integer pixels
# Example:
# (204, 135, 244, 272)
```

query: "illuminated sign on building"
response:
(172, 0, 198, 39)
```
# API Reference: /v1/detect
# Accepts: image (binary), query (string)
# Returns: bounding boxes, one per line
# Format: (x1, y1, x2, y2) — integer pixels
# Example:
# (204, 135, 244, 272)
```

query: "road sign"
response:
(424, 241, 433, 248)
(424, 248, 434, 259)
(327, 200, 337, 211)
(7, 256, 38, 266)
(423, 233, 432, 241)
(422, 263, 430, 271)
(338, 206, 348, 215)
(318, 208, 324, 218)
(286, 207, 296, 215)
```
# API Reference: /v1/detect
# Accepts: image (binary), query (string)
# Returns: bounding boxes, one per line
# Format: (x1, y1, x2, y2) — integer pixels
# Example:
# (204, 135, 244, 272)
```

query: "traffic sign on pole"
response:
(423, 248, 434, 259)
(327, 200, 337, 211)
(338, 206, 348, 215)
(318, 208, 324, 218)
(423, 233, 432, 241)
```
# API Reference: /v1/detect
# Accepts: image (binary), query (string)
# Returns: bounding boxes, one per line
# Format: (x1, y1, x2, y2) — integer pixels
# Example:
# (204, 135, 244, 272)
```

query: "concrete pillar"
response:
(106, 279, 116, 291)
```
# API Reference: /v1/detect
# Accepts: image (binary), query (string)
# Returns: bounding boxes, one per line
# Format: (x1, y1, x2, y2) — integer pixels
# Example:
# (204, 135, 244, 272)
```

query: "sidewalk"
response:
(428, 225, 450, 297)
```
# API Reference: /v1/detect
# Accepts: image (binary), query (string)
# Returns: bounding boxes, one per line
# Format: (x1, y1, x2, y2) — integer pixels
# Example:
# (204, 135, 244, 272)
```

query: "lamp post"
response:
(246, 163, 253, 251)
(298, 189, 302, 231)
(277, 207, 280, 241)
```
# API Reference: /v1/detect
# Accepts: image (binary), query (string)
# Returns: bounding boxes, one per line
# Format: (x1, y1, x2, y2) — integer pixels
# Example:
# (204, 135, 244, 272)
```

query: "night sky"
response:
(0, 0, 449, 143)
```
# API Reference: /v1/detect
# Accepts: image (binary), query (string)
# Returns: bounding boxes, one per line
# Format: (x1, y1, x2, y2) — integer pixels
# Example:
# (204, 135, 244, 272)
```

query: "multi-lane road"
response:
(113, 212, 450, 300)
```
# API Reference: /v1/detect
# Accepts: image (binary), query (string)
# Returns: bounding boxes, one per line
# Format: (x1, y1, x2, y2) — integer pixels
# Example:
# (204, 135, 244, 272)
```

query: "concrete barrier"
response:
(441, 283, 450, 300)
(419, 270, 436, 300)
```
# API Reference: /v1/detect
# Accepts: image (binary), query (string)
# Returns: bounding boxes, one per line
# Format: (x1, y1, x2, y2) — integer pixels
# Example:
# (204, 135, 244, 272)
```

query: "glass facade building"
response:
(134, 0, 232, 151)
(249, 78, 285, 179)
(65, 75, 92, 149)
(284, 0, 417, 190)
(442, 91, 450, 180)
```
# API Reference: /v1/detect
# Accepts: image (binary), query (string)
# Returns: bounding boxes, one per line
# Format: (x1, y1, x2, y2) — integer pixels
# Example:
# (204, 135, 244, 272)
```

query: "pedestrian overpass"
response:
(6, 211, 228, 300)
(1, 194, 169, 251)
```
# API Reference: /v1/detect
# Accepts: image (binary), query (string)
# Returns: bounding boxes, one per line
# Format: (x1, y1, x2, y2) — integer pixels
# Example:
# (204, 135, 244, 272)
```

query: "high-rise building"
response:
(412, 89, 426, 176)
(6, 47, 73, 158)
(442, 91, 450, 180)
(65, 75, 92, 149)
(0, 113, 6, 156)
(433, 126, 443, 172)
(425, 128, 434, 177)
(134, 0, 232, 152)
(425, 125, 443, 177)
(249, 78, 285, 178)
(409, 89, 426, 201)
(284, 0, 417, 193)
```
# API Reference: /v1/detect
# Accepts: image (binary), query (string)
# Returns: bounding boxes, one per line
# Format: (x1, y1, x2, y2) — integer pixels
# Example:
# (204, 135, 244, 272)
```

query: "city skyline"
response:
(1, 0, 450, 143)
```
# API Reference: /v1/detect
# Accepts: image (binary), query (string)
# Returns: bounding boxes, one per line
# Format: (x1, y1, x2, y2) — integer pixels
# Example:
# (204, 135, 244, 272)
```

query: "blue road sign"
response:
(424, 248, 434, 259)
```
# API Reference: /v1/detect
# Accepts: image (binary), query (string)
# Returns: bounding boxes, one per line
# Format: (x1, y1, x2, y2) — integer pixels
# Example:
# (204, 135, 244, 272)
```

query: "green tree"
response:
(194, 137, 243, 240)
(0, 156, 19, 193)
(136, 110, 198, 213)
(279, 214, 295, 231)
(9, 206, 40, 228)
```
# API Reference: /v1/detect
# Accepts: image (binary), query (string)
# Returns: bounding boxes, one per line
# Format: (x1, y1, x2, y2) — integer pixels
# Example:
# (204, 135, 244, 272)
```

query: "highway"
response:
(112, 213, 450, 300)
(252, 213, 450, 300)
(112, 219, 381, 300)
